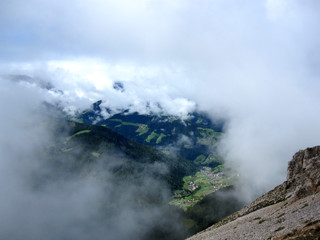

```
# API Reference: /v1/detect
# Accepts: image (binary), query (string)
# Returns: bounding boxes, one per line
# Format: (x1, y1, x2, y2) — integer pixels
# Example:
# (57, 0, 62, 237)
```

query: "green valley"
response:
(73, 101, 230, 210)
(49, 101, 245, 238)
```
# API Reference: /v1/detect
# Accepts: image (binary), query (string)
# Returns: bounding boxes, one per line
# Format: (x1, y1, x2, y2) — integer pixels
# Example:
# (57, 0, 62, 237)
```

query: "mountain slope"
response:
(75, 101, 224, 165)
(187, 146, 320, 240)
(74, 102, 231, 210)
(48, 120, 196, 191)
(35, 119, 198, 240)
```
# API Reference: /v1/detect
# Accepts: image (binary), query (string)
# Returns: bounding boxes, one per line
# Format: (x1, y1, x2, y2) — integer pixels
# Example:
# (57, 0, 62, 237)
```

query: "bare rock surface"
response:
(186, 146, 320, 240)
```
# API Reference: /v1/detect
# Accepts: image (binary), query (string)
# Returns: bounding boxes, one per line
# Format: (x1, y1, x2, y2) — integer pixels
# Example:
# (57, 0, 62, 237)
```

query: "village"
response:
(172, 166, 231, 209)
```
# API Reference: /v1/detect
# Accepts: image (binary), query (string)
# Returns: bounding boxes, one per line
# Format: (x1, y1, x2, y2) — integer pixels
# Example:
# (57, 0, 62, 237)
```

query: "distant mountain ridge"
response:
(44, 118, 239, 240)
(73, 101, 234, 211)
(39, 104, 244, 239)
(76, 100, 224, 165)
(48, 120, 196, 191)
(38, 119, 196, 240)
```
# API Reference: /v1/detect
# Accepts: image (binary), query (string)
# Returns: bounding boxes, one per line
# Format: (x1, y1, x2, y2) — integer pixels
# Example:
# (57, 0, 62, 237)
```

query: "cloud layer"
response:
(1, 0, 320, 199)
(0, 80, 187, 240)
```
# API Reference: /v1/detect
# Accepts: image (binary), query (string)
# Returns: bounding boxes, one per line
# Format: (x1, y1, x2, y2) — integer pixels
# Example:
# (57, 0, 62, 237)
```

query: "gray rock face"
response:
(187, 146, 320, 240)
(286, 146, 320, 199)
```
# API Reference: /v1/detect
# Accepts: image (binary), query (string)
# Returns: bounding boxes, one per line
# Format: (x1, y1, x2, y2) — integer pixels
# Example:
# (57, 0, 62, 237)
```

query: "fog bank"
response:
(1, 0, 320, 201)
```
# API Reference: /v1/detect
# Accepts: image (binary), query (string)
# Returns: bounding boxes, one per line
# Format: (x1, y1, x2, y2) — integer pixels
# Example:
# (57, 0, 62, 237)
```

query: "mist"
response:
(189, 0, 320, 199)
(1, 0, 320, 214)
(0, 80, 187, 240)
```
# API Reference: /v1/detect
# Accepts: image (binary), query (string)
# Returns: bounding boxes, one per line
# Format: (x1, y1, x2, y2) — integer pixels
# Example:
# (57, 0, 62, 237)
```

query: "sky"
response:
(0, 0, 320, 210)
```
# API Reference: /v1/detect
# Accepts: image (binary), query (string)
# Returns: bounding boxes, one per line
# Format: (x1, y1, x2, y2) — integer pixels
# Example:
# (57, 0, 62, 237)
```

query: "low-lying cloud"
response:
(1, 0, 320, 206)
(0, 80, 186, 240)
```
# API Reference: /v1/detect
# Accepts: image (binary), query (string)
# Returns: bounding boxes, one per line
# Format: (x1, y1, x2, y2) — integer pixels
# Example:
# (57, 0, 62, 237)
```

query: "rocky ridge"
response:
(187, 146, 320, 240)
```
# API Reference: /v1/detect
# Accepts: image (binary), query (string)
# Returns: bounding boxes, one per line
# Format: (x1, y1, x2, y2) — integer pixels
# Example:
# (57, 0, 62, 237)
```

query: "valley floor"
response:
(170, 167, 233, 210)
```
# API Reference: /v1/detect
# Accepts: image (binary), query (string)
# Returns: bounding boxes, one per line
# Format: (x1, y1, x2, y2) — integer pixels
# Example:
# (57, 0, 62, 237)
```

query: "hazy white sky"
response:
(1, 0, 320, 195)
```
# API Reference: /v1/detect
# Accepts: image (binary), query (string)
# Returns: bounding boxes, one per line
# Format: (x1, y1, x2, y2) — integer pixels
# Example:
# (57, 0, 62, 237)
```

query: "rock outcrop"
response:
(286, 146, 320, 199)
(187, 146, 320, 240)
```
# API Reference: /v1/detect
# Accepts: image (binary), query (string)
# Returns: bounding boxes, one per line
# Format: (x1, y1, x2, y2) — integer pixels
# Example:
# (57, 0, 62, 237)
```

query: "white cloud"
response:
(48, 59, 113, 91)
(1, 0, 320, 200)
(0, 59, 195, 117)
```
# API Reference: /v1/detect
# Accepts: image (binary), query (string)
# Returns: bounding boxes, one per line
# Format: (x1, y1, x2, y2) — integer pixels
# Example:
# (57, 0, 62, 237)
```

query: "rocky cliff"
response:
(187, 146, 320, 240)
